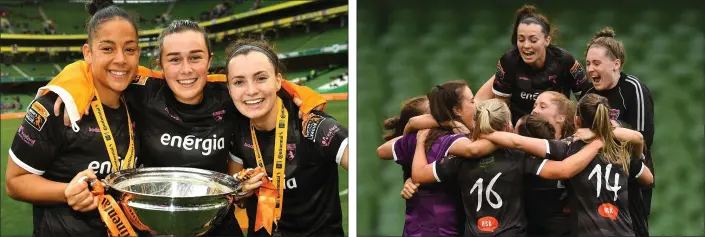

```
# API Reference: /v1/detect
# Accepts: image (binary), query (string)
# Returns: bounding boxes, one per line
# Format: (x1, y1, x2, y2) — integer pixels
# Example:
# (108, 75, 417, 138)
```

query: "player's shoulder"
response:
(548, 45, 577, 64)
(32, 93, 60, 117)
(620, 73, 651, 93)
(24, 93, 60, 132)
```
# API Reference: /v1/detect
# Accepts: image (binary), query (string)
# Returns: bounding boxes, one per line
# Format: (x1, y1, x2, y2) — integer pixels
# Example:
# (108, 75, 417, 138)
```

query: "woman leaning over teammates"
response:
(474, 5, 593, 124)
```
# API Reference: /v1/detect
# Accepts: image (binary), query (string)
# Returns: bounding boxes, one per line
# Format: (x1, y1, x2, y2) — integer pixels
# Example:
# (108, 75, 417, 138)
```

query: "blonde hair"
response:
(578, 94, 631, 173)
(541, 91, 577, 138)
(471, 99, 511, 141)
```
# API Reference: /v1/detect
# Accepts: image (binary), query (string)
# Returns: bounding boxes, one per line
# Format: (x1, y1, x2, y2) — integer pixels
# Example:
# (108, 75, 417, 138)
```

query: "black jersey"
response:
(493, 45, 593, 124)
(123, 77, 243, 236)
(585, 73, 655, 236)
(230, 99, 348, 236)
(124, 78, 238, 174)
(9, 93, 137, 237)
(433, 148, 546, 237)
(585, 72, 654, 174)
(546, 139, 647, 237)
(524, 138, 572, 237)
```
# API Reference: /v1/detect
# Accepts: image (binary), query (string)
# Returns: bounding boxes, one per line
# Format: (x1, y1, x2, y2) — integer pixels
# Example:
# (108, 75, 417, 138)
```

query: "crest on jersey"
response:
(302, 113, 325, 141)
(495, 60, 505, 80)
(25, 101, 49, 131)
(570, 61, 587, 85)
(132, 75, 148, 85)
(212, 110, 225, 122)
(609, 109, 620, 120)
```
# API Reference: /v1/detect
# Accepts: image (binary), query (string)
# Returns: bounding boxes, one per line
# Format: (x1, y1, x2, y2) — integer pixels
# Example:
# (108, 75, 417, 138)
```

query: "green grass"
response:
(0, 99, 348, 236)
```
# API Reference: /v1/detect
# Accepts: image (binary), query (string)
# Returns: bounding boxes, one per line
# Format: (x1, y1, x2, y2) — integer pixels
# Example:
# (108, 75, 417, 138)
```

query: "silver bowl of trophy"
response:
(89, 167, 248, 236)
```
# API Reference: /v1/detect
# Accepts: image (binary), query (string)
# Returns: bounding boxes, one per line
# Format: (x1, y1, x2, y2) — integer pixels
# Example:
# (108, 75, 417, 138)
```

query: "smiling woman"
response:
(4, 0, 141, 236)
(472, 5, 593, 126)
(156, 20, 212, 105)
(225, 39, 349, 237)
(19, 17, 328, 237)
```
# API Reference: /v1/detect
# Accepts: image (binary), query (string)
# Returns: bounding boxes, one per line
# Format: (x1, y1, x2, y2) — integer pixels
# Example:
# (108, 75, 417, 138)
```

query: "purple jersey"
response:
(393, 133, 468, 237)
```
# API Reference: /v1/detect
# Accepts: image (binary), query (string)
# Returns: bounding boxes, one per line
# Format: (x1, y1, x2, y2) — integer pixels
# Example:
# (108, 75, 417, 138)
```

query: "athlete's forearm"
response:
(613, 127, 644, 158)
(474, 76, 496, 103)
(377, 136, 401, 160)
(543, 140, 601, 179)
(404, 114, 438, 135)
(410, 133, 436, 183)
(6, 173, 68, 205)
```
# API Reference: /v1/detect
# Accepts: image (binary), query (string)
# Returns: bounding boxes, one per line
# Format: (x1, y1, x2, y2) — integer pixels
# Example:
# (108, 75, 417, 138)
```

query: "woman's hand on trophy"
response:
(241, 172, 265, 198)
(235, 168, 266, 198)
(65, 168, 99, 212)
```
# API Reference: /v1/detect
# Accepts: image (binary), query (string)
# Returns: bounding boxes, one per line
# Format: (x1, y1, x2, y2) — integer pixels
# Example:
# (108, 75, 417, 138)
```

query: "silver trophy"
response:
(90, 167, 249, 236)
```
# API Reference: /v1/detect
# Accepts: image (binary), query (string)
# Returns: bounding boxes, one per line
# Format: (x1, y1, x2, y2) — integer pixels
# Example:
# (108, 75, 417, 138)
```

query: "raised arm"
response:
(481, 131, 549, 158)
(377, 136, 402, 160)
(536, 139, 603, 179)
(447, 138, 498, 158)
(410, 130, 437, 183)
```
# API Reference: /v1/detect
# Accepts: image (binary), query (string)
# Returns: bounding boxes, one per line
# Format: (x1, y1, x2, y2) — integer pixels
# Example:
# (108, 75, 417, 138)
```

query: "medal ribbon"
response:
(91, 88, 135, 172)
(250, 97, 288, 235)
(90, 89, 137, 236)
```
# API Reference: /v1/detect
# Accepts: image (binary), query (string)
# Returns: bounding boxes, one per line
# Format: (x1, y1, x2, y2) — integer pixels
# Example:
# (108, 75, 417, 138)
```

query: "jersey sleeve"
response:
(544, 139, 570, 161)
(9, 95, 64, 175)
(567, 56, 593, 100)
(302, 111, 348, 165)
(629, 153, 647, 179)
(393, 133, 417, 165)
(432, 155, 462, 183)
(623, 77, 655, 149)
(492, 54, 515, 98)
(523, 155, 549, 176)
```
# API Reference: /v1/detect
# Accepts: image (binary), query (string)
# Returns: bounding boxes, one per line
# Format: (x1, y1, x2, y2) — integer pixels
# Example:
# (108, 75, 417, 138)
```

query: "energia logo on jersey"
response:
(88, 157, 141, 175)
(267, 176, 298, 190)
(160, 133, 225, 155)
(520, 91, 540, 101)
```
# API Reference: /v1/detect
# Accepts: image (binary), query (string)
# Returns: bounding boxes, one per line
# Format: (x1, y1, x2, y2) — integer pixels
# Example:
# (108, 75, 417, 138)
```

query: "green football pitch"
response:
(0, 100, 349, 236)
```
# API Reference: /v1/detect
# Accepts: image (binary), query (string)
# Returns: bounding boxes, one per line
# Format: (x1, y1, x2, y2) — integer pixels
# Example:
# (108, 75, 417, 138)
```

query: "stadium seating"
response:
(357, 1, 703, 236)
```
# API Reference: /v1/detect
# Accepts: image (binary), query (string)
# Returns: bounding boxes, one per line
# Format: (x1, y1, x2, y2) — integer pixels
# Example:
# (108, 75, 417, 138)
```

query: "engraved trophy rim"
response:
(101, 167, 243, 199)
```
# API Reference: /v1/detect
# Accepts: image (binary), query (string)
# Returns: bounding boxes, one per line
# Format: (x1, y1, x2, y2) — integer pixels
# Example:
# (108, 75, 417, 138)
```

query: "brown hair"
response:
(472, 99, 511, 141)
(517, 114, 555, 139)
(382, 96, 429, 141)
(577, 93, 631, 173)
(225, 38, 286, 78)
(155, 20, 212, 69)
(541, 91, 577, 138)
(511, 5, 557, 46)
(585, 27, 626, 70)
(425, 80, 468, 152)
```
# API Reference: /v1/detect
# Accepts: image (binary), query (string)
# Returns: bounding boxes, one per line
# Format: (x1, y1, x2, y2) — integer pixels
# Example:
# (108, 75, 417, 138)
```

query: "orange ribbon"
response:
(91, 182, 137, 237)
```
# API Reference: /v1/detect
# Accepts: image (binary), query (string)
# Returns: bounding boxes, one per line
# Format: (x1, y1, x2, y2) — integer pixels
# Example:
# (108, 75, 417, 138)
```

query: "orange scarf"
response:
(37, 61, 326, 132)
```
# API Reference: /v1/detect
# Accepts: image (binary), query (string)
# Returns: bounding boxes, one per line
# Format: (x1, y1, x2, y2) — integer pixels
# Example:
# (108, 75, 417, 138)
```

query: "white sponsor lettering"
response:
(88, 157, 139, 175)
(160, 133, 225, 155)
(520, 91, 540, 100)
(267, 177, 298, 190)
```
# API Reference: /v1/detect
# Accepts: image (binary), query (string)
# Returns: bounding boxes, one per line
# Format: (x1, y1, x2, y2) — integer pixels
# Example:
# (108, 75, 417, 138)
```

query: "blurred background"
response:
(357, 0, 703, 236)
(0, 0, 348, 235)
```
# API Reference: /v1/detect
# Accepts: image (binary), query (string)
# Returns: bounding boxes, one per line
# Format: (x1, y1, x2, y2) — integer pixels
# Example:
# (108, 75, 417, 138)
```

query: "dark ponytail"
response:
(85, 0, 138, 43)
